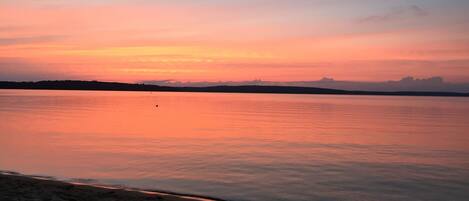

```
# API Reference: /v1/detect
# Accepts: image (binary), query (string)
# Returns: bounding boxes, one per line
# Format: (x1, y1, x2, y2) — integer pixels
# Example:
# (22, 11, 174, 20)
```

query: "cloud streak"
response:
(0, 35, 64, 46)
(359, 5, 428, 23)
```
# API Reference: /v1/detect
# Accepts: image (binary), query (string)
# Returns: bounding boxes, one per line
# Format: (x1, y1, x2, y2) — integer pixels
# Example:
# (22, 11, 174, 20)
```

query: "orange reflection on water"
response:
(1, 90, 469, 200)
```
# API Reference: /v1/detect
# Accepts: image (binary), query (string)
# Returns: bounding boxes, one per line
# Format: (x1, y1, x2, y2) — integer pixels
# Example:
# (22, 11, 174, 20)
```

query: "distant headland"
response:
(0, 80, 468, 97)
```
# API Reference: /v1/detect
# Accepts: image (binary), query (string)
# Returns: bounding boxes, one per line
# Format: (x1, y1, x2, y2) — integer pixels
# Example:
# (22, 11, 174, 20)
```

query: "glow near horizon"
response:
(1, 0, 469, 82)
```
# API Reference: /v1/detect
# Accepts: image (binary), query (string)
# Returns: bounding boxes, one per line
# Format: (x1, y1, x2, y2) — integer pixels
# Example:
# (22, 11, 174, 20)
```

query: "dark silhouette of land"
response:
(0, 80, 468, 97)
(144, 76, 469, 93)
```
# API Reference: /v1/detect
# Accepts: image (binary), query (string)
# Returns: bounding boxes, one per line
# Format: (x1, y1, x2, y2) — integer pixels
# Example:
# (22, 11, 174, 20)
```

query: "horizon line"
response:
(3, 76, 469, 84)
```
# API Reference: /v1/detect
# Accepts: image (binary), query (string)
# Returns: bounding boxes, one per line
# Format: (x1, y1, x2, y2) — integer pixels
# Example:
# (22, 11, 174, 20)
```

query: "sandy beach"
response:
(0, 172, 220, 201)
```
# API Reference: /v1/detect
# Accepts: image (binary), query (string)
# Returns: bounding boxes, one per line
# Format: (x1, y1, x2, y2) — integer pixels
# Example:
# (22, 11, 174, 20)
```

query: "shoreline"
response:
(1, 80, 468, 97)
(2, 87, 469, 99)
(0, 171, 225, 201)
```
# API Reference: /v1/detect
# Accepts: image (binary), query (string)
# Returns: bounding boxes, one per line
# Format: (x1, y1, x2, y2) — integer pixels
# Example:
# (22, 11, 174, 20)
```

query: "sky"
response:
(1, 0, 469, 82)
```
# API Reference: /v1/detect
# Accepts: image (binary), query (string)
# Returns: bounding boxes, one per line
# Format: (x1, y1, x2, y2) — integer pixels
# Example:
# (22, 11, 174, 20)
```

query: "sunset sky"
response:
(1, 0, 469, 82)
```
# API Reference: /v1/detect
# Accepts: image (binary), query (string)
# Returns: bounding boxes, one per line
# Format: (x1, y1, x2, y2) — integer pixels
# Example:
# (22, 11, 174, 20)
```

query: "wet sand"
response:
(0, 172, 220, 201)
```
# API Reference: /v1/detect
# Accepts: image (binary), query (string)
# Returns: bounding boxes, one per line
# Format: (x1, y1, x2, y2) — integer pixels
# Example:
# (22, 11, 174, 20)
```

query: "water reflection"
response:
(1, 90, 469, 201)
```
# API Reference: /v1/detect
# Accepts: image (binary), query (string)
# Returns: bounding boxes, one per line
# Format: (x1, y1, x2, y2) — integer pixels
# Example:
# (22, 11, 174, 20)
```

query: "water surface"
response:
(1, 89, 469, 201)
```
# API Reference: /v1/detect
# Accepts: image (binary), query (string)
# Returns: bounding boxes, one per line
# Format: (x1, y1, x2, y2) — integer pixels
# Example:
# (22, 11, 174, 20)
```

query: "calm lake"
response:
(1, 89, 469, 201)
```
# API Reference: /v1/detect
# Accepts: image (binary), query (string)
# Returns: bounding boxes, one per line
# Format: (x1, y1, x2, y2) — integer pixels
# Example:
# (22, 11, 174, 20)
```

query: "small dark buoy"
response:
(155, 104, 159, 107)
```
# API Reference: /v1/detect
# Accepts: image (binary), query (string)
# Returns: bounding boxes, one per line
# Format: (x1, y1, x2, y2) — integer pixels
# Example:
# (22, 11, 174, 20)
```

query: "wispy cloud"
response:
(0, 57, 77, 81)
(0, 35, 64, 46)
(0, 25, 23, 32)
(359, 5, 428, 23)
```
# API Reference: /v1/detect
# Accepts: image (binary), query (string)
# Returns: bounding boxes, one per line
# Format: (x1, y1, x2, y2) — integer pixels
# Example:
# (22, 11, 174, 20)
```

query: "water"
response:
(1, 89, 469, 201)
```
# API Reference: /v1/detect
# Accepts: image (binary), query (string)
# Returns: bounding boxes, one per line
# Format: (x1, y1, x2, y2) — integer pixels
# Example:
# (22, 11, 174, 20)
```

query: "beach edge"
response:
(0, 171, 226, 201)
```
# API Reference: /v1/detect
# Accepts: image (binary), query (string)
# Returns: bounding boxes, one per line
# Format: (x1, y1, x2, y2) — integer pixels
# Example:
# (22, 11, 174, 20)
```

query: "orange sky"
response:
(1, 0, 469, 82)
